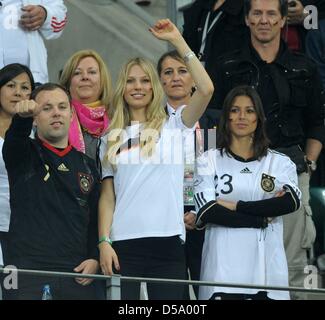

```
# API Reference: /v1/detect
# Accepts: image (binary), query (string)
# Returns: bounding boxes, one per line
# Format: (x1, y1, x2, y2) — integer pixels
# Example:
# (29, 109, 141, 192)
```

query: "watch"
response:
(306, 158, 317, 172)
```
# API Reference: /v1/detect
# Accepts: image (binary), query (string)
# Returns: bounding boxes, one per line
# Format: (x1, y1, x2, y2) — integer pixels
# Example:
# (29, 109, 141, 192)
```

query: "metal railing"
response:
(1, 267, 325, 300)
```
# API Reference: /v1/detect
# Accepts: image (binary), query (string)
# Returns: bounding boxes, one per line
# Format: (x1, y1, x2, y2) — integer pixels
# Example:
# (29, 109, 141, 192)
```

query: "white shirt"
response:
(0, 1, 29, 68)
(0, 137, 11, 266)
(194, 148, 301, 300)
(0, 0, 67, 83)
(166, 103, 196, 206)
(0, 137, 10, 233)
(101, 106, 194, 242)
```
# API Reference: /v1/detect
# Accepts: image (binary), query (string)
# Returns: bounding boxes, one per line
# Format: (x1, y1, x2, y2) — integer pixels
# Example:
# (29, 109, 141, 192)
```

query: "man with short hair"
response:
(2, 83, 100, 300)
(212, 0, 325, 299)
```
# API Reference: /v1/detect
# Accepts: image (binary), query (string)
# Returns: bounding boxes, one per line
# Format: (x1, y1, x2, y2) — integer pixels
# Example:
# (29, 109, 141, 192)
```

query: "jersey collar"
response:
(41, 139, 73, 157)
(228, 149, 257, 163)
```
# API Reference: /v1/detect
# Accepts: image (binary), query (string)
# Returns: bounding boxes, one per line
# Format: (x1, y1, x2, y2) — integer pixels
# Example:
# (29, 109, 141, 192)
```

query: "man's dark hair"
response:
(216, 85, 270, 159)
(30, 82, 71, 102)
(244, 0, 288, 17)
(157, 50, 184, 76)
(0, 63, 35, 92)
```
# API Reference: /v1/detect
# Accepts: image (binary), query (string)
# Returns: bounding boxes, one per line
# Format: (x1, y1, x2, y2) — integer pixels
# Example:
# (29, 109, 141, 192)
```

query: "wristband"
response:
(183, 51, 196, 63)
(98, 236, 113, 246)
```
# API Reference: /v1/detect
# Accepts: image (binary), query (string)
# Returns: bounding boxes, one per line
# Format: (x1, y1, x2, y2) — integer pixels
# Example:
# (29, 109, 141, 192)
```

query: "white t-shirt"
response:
(0, 137, 11, 266)
(101, 106, 194, 242)
(166, 103, 197, 206)
(0, 1, 29, 69)
(194, 148, 300, 300)
(0, 137, 10, 233)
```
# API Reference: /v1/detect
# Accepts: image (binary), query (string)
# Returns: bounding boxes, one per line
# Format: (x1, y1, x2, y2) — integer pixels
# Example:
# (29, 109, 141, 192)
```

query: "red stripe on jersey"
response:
(51, 23, 66, 32)
(51, 18, 67, 26)
(51, 25, 66, 32)
(42, 140, 73, 157)
(51, 16, 67, 31)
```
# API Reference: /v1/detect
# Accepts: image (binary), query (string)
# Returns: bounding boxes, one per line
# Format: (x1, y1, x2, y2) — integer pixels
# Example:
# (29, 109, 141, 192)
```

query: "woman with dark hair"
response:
(0, 63, 35, 269)
(194, 85, 301, 300)
(157, 49, 204, 299)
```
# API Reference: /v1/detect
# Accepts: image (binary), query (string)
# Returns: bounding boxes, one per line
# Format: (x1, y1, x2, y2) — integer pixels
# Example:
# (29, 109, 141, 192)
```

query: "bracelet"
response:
(98, 236, 113, 246)
(183, 51, 196, 63)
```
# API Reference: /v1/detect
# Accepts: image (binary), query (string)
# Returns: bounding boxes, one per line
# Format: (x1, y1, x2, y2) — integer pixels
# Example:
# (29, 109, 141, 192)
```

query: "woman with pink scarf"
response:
(60, 50, 112, 169)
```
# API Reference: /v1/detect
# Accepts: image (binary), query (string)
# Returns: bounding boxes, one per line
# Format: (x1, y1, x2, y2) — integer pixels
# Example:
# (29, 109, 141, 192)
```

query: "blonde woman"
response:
(60, 50, 112, 165)
(98, 19, 214, 300)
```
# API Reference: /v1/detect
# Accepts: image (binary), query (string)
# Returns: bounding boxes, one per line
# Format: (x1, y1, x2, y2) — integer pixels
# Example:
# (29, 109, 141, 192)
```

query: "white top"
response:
(0, 137, 11, 266)
(166, 103, 197, 206)
(0, 1, 29, 68)
(0, 243, 3, 266)
(0, 137, 10, 233)
(194, 148, 301, 300)
(0, 0, 67, 83)
(101, 106, 194, 242)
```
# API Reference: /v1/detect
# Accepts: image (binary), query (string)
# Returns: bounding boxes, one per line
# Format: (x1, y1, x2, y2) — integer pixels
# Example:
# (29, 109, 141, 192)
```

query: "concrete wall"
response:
(45, 0, 168, 83)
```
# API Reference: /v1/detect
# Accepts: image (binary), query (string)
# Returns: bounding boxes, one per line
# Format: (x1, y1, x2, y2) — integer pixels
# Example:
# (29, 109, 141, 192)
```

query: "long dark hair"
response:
(0, 63, 35, 93)
(216, 85, 269, 159)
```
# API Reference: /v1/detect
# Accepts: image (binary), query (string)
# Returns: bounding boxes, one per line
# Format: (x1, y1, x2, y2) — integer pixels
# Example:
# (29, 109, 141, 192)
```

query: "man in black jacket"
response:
(212, 0, 325, 299)
(2, 83, 100, 300)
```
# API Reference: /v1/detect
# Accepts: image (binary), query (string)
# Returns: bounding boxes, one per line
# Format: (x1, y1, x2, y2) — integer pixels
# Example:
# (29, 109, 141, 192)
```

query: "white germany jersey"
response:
(194, 148, 300, 300)
(101, 106, 194, 242)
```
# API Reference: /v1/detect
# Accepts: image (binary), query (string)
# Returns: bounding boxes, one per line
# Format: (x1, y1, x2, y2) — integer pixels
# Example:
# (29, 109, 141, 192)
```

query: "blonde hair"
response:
(59, 49, 112, 110)
(106, 57, 166, 166)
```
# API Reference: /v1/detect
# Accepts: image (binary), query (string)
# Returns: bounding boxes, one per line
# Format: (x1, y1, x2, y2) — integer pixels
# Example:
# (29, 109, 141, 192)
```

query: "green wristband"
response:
(98, 236, 113, 246)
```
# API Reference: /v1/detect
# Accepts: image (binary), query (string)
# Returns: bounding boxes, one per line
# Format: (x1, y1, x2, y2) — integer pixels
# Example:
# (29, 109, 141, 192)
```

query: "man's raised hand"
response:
(15, 100, 41, 118)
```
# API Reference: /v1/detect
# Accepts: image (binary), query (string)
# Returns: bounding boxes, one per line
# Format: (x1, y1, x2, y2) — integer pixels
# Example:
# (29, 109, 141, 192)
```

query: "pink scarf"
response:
(69, 99, 109, 153)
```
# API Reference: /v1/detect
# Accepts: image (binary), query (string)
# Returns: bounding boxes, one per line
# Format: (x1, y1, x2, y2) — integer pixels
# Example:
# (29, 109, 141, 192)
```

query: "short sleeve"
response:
(274, 155, 301, 201)
(168, 105, 196, 131)
(100, 135, 114, 179)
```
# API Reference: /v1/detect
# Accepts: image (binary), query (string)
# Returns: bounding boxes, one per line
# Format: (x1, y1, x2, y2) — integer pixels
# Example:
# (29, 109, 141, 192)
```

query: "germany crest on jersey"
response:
(78, 172, 94, 194)
(261, 173, 275, 192)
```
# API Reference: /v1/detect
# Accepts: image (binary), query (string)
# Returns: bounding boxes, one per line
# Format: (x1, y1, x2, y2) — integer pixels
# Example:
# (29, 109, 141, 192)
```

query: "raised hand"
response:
(149, 19, 182, 45)
(15, 99, 41, 118)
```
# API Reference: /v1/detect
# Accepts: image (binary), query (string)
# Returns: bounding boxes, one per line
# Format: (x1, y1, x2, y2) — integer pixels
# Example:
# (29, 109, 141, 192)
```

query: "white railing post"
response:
(106, 274, 121, 300)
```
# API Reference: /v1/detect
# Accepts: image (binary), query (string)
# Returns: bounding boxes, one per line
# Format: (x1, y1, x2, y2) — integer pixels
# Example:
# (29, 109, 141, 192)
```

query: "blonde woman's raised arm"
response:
(150, 19, 214, 127)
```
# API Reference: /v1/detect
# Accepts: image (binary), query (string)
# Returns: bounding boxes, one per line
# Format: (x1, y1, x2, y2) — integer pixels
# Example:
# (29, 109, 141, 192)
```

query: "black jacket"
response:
(209, 41, 325, 149)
